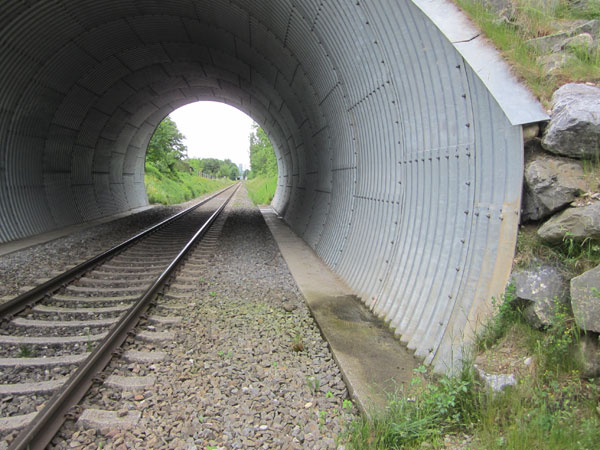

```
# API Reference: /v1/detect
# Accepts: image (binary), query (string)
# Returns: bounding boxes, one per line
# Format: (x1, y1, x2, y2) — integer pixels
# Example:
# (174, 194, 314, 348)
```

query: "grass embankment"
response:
(346, 285, 600, 449)
(455, 0, 600, 104)
(144, 162, 232, 205)
(245, 175, 277, 205)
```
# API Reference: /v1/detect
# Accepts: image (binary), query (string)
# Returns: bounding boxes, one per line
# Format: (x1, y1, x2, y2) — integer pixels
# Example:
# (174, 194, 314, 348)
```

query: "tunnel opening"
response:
(143, 102, 252, 204)
(0, 0, 547, 370)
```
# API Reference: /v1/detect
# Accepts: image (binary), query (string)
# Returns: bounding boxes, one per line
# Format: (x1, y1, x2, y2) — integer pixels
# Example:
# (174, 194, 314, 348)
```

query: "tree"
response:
(249, 124, 277, 178)
(146, 116, 188, 176)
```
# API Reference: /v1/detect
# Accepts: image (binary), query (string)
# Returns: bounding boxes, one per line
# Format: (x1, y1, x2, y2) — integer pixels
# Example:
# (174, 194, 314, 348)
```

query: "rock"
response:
(522, 123, 540, 142)
(578, 333, 600, 378)
(480, 0, 516, 19)
(538, 201, 600, 243)
(474, 365, 517, 392)
(563, 33, 595, 52)
(521, 151, 586, 222)
(541, 83, 600, 159)
(570, 264, 600, 332)
(511, 264, 570, 328)
(536, 53, 574, 74)
(526, 19, 599, 53)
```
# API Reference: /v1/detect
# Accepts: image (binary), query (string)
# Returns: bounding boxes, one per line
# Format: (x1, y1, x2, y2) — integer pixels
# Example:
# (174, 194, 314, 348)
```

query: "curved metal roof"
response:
(0, 0, 546, 370)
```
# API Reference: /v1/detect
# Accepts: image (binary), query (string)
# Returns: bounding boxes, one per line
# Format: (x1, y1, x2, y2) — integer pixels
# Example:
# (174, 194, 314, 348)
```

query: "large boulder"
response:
(570, 264, 600, 333)
(577, 333, 600, 378)
(526, 20, 599, 54)
(538, 201, 600, 243)
(521, 151, 586, 222)
(541, 83, 600, 159)
(511, 264, 570, 328)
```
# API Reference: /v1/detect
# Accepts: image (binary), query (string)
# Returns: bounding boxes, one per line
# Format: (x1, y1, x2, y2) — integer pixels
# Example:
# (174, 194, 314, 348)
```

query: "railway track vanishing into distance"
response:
(0, 183, 239, 449)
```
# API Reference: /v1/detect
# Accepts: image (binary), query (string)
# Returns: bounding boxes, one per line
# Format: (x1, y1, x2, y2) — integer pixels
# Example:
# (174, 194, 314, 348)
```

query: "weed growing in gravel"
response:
(326, 391, 334, 399)
(291, 331, 305, 352)
(17, 344, 34, 357)
(318, 410, 327, 428)
(209, 291, 217, 297)
(307, 376, 321, 394)
(342, 399, 354, 413)
(217, 350, 232, 359)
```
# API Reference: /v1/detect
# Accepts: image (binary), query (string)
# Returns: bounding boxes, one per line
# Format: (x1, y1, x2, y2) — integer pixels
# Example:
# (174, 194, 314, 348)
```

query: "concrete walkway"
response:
(261, 207, 420, 414)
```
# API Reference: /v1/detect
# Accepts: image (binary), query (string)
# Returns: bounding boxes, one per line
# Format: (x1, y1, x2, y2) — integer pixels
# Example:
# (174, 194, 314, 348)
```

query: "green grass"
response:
(455, 0, 600, 105)
(245, 175, 277, 205)
(344, 285, 600, 449)
(144, 162, 232, 205)
(514, 225, 600, 277)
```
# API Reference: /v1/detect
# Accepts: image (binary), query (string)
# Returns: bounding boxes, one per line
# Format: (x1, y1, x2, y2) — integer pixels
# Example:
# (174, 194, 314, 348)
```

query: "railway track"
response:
(0, 183, 239, 449)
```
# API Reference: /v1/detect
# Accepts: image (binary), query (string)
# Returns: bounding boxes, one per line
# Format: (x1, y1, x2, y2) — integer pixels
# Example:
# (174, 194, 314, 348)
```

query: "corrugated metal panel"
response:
(0, 0, 541, 372)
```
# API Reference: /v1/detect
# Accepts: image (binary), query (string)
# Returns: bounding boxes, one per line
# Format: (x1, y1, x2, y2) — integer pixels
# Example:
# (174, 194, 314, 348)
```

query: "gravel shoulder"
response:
(44, 185, 356, 449)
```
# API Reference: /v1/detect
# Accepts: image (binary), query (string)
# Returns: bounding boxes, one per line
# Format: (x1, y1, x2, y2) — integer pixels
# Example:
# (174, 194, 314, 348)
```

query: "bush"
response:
(144, 161, 232, 205)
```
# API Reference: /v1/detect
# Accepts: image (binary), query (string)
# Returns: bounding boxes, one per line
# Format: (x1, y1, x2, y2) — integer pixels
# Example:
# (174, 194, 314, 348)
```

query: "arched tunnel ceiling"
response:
(0, 0, 547, 370)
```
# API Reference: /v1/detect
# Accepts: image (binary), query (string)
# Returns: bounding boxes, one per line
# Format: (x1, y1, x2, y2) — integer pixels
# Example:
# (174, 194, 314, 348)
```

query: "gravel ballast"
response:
(10, 186, 355, 449)
(0, 197, 212, 299)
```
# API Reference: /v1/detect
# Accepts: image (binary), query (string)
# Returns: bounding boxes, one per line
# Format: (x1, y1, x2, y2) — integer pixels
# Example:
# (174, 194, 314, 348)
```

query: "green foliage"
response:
(245, 175, 277, 205)
(476, 284, 524, 351)
(347, 366, 478, 449)
(188, 158, 240, 180)
(515, 226, 600, 277)
(537, 301, 581, 373)
(146, 116, 188, 177)
(145, 161, 231, 205)
(144, 116, 238, 205)
(345, 280, 600, 449)
(455, 0, 600, 105)
(249, 124, 277, 178)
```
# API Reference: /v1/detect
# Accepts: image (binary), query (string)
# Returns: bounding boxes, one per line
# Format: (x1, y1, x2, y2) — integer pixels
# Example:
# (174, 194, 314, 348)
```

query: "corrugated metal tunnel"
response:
(0, 0, 547, 370)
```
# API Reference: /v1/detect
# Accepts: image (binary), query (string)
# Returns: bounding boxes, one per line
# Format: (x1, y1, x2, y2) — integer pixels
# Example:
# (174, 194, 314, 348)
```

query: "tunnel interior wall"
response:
(0, 0, 545, 370)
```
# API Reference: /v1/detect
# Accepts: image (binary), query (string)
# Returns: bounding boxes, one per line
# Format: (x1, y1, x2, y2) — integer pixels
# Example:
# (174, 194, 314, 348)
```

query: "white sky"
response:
(169, 102, 254, 170)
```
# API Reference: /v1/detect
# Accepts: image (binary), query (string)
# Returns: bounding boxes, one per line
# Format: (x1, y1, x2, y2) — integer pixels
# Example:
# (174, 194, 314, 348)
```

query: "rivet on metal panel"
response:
(474, 212, 479, 216)
(462, 94, 467, 99)
(456, 267, 460, 271)
(465, 181, 470, 186)
(456, 64, 461, 69)
(461, 239, 466, 244)
(448, 294, 453, 299)
(465, 123, 471, 128)
(464, 210, 469, 215)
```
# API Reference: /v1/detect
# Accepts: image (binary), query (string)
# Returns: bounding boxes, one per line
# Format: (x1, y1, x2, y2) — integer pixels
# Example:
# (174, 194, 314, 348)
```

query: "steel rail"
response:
(8, 183, 240, 450)
(0, 183, 236, 318)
